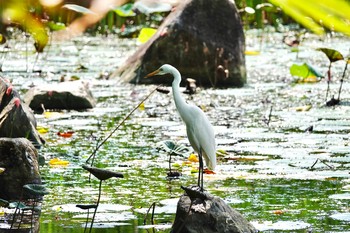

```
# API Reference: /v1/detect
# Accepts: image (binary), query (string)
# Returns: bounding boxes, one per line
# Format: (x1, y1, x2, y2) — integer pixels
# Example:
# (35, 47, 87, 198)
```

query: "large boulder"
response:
(171, 187, 257, 233)
(0, 78, 42, 148)
(0, 138, 41, 200)
(24, 80, 96, 112)
(113, 0, 246, 88)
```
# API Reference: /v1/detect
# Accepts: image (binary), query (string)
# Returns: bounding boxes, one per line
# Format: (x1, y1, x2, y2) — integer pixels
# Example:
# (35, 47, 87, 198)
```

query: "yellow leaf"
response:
(49, 158, 69, 166)
(37, 126, 49, 134)
(188, 154, 199, 162)
(138, 102, 145, 111)
(295, 105, 312, 112)
(0, 168, 5, 174)
(245, 50, 260, 55)
(137, 28, 157, 44)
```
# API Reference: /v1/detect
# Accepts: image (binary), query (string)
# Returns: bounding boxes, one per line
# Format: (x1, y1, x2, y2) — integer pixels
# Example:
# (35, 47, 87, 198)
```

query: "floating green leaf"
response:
(316, 48, 344, 63)
(137, 28, 157, 44)
(290, 63, 324, 79)
(62, 4, 96, 14)
(113, 3, 136, 17)
(47, 21, 66, 31)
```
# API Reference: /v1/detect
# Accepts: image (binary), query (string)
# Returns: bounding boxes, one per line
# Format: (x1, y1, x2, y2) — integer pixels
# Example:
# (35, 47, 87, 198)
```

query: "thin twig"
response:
(85, 85, 161, 164)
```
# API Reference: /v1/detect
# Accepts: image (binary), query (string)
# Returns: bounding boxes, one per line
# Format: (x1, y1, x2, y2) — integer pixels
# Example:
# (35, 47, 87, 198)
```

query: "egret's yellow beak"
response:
(145, 69, 160, 78)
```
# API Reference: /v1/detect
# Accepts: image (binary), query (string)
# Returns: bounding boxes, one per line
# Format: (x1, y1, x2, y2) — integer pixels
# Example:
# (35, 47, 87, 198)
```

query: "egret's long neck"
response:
(171, 69, 190, 121)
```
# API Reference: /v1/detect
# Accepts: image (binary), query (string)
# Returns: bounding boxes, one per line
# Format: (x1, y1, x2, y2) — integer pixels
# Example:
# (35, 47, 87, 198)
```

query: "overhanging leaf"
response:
(62, 4, 96, 15)
(113, 3, 136, 17)
(6, 3, 49, 52)
(268, 0, 350, 36)
(316, 48, 344, 63)
(0, 34, 6, 45)
(290, 63, 324, 79)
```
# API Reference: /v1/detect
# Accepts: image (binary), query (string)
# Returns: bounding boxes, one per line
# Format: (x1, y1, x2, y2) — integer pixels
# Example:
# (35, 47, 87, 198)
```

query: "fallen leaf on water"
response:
(0, 168, 5, 174)
(188, 154, 199, 162)
(245, 50, 260, 55)
(204, 168, 215, 174)
(273, 210, 285, 215)
(37, 126, 49, 134)
(294, 105, 312, 112)
(138, 102, 145, 111)
(57, 131, 74, 138)
(49, 158, 69, 166)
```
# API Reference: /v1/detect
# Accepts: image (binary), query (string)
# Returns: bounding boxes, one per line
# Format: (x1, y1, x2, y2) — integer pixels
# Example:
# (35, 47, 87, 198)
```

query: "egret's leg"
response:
(169, 154, 172, 173)
(198, 150, 204, 191)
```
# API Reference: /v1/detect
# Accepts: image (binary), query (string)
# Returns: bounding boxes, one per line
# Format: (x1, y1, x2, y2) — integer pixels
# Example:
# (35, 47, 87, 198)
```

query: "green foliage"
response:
(290, 63, 324, 79)
(316, 48, 344, 63)
(113, 3, 136, 17)
(268, 0, 350, 36)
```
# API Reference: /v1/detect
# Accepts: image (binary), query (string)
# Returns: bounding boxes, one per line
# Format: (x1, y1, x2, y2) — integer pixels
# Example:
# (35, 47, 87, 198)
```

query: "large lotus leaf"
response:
(133, 1, 172, 15)
(82, 165, 124, 181)
(316, 48, 344, 63)
(113, 3, 136, 17)
(157, 140, 188, 156)
(23, 184, 50, 196)
(290, 63, 324, 78)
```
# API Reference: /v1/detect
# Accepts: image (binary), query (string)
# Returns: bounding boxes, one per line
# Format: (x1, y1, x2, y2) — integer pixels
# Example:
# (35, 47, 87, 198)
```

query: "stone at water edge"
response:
(171, 189, 257, 233)
(0, 138, 41, 200)
(113, 0, 246, 88)
(0, 78, 43, 148)
(24, 80, 96, 112)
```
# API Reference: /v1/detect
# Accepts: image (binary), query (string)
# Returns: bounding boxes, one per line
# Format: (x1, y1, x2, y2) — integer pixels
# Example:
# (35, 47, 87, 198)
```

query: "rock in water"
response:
(113, 0, 246, 88)
(24, 80, 95, 112)
(0, 138, 41, 200)
(171, 190, 257, 233)
(0, 78, 43, 148)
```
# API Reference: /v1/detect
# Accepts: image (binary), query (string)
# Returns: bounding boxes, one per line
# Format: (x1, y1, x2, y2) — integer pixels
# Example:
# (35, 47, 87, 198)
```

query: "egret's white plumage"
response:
(146, 64, 216, 190)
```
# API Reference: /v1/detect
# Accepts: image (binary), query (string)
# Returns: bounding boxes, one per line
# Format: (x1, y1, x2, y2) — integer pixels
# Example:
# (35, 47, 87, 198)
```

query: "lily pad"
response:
(330, 213, 350, 221)
(252, 220, 311, 231)
(290, 63, 324, 79)
(329, 193, 350, 200)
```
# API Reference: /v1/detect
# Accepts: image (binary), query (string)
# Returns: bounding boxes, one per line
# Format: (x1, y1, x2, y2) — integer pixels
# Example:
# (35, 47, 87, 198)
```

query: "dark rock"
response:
(0, 138, 41, 201)
(171, 188, 257, 233)
(113, 0, 246, 88)
(24, 80, 95, 112)
(0, 78, 43, 148)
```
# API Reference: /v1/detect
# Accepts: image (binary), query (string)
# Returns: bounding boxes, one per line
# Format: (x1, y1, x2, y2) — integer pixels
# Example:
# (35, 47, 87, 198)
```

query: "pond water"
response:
(2, 28, 350, 232)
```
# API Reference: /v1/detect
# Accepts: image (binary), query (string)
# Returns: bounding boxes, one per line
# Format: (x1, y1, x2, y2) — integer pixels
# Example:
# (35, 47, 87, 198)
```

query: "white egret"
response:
(146, 64, 216, 191)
